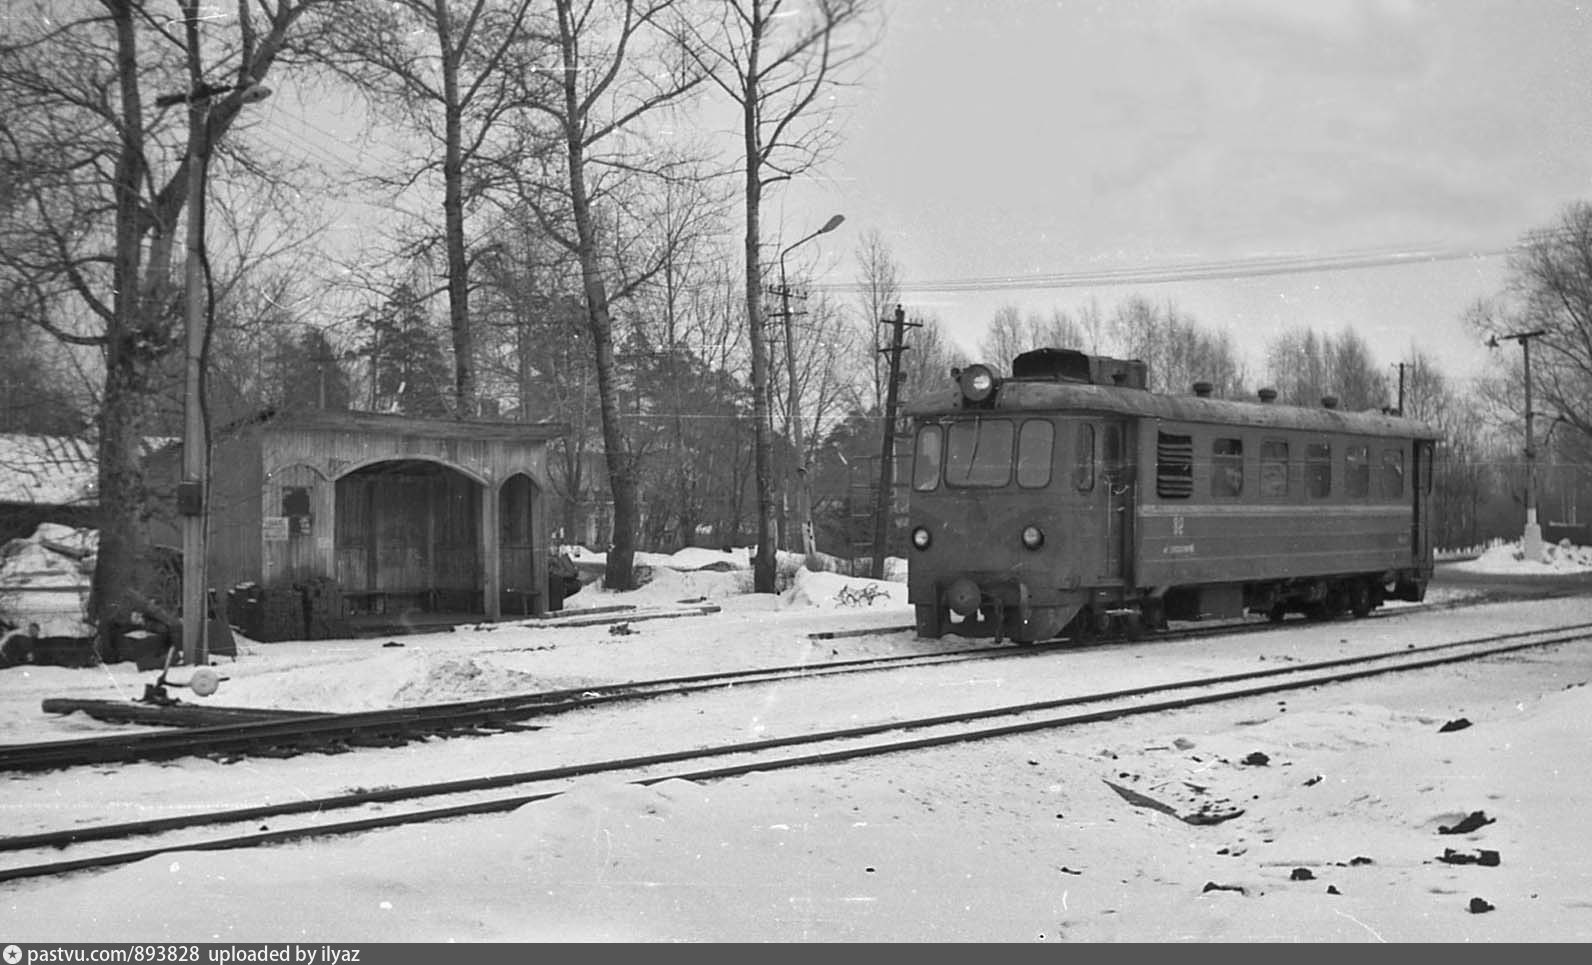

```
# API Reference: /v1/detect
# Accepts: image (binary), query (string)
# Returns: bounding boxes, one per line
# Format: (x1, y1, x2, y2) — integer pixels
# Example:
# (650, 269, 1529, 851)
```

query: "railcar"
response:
(905, 347, 1439, 643)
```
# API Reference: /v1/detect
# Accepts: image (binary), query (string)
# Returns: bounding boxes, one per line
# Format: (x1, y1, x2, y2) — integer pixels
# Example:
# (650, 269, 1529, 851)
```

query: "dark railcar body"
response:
(905, 348, 1438, 643)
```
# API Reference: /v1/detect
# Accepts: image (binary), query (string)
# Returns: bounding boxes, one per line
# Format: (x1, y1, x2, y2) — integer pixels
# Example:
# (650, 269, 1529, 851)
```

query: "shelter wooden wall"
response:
(149, 411, 565, 625)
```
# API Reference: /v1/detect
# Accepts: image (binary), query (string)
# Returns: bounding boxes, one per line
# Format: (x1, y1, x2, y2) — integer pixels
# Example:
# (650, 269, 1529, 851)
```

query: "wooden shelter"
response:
(148, 409, 566, 636)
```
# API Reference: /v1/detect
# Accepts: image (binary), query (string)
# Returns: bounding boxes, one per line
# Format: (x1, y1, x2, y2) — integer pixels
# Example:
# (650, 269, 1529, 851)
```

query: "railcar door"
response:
(1412, 439, 1433, 564)
(1101, 420, 1133, 583)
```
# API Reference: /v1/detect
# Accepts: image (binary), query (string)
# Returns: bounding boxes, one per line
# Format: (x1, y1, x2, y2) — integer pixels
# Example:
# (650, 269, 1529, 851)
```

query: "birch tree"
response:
(680, 0, 878, 592)
(318, 0, 540, 414)
(513, 0, 708, 589)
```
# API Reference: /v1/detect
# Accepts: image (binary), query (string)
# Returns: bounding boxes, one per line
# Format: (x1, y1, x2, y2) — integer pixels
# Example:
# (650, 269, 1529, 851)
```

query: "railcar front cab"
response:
(907, 359, 1109, 643)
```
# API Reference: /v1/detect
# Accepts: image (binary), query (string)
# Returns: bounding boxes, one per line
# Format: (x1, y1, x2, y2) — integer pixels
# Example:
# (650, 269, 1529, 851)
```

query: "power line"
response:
(813, 242, 1523, 295)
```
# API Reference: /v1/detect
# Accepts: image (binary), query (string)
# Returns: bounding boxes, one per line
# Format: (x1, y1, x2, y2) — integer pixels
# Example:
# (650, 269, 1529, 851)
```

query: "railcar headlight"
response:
(958, 364, 997, 404)
(911, 526, 932, 550)
(1020, 524, 1045, 550)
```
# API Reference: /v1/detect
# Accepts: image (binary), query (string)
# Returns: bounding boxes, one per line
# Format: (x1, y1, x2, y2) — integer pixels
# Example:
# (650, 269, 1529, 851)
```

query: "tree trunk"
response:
(436, 0, 475, 415)
(742, 64, 778, 594)
(89, 2, 178, 643)
(556, 0, 636, 590)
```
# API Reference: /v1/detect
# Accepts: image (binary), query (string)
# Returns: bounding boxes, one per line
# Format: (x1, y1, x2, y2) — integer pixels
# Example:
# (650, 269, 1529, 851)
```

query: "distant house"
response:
(145, 409, 567, 636)
(0, 433, 98, 543)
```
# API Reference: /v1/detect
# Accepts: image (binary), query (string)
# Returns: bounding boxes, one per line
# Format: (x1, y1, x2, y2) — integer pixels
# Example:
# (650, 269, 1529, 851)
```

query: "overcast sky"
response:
(781, 0, 1592, 384)
(262, 1, 1592, 391)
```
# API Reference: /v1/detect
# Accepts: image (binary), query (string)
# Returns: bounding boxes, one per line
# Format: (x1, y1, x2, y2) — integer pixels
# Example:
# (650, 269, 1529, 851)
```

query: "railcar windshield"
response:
(912, 424, 943, 492)
(945, 418, 1014, 487)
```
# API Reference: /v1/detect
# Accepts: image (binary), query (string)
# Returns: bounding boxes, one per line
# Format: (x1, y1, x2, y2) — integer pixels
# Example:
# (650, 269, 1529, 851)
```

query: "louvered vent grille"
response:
(1156, 432, 1194, 499)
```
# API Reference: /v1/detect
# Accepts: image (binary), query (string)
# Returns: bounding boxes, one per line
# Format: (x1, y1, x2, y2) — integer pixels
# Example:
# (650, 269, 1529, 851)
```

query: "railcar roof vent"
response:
(1010, 347, 1148, 389)
(1258, 387, 1278, 403)
(1012, 347, 1092, 381)
(1192, 381, 1214, 398)
(1322, 395, 1340, 410)
(1094, 356, 1147, 389)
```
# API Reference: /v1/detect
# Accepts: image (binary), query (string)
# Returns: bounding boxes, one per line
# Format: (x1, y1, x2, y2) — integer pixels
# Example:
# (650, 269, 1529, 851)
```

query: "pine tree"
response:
(360, 284, 453, 417)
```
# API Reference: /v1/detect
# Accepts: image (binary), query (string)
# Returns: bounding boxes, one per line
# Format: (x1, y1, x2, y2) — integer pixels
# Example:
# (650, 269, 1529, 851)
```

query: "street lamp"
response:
(1487, 329, 1548, 561)
(778, 214, 844, 571)
(172, 77, 271, 666)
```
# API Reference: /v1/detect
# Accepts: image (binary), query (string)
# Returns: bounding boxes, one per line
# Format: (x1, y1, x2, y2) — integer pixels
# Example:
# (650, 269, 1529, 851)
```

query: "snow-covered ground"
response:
(1, 536, 1590, 942)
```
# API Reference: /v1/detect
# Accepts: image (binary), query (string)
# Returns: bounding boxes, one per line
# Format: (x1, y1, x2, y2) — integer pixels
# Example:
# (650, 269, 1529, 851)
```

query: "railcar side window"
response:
(1211, 437, 1243, 498)
(1073, 423, 1095, 491)
(1156, 431, 1193, 499)
(1260, 439, 1289, 498)
(945, 418, 1014, 488)
(912, 424, 943, 492)
(1103, 424, 1123, 473)
(1345, 445, 1370, 498)
(1306, 443, 1332, 499)
(1018, 420, 1055, 488)
(1380, 448, 1405, 499)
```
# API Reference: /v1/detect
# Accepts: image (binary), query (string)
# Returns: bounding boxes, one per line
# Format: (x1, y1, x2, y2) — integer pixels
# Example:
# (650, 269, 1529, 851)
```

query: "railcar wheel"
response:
(1141, 599, 1167, 631)
(1118, 610, 1144, 640)
(1067, 607, 1099, 644)
(1267, 602, 1288, 623)
(1349, 581, 1373, 619)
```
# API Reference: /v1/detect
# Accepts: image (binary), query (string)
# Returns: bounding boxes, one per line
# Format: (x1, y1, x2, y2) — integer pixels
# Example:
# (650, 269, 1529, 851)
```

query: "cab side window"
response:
(1260, 438, 1289, 498)
(1306, 443, 1332, 499)
(1211, 437, 1243, 498)
(1380, 448, 1404, 499)
(1345, 445, 1370, 498)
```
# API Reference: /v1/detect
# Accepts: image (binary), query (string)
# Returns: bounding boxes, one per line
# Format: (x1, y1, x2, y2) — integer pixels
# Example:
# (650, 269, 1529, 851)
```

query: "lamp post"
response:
(778, 214, 844, 570)
(173, 78, 271, 666)
(1487, 329, 1548, 561)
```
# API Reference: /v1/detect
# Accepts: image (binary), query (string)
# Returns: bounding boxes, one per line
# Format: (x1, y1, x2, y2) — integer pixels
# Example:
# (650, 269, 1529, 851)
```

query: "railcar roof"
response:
(905, 380, 1441, 439)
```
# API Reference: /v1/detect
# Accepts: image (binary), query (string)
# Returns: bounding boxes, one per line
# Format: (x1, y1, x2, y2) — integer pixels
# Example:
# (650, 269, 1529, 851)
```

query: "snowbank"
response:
(1449, 538, 1592, 574)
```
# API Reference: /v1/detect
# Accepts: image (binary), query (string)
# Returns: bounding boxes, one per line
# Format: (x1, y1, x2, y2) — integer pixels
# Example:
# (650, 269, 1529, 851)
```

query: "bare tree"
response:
(975, 305, 1089, 368)
(511, 0, 708, 589)
(897, 312, 969, 403)
(680, 0, 878, 592)
(1265, 325, 1388, 411)
(1395, 346, 1489, 549)
(317, 0, 541, 415)
(1326, 328, 1391, 412)
(768, 279, 852, 551)
(0, 0, 334, 641)
(977, 305, 1027, 370)
(1479, 201, 1592, 451)
(1112, 297, 1245, 397)
(852, 226, 899, 411)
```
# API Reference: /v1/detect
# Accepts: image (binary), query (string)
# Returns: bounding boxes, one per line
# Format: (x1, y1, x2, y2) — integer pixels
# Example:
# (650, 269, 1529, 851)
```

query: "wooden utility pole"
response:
(871, 305, 918, 578)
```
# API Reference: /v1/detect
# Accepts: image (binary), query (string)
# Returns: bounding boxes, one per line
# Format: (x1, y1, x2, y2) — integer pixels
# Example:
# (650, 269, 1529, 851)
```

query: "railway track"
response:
(0, 592, 1520, 773)
(4, 618, 1587, 885)
(3, 628, 1006, 772)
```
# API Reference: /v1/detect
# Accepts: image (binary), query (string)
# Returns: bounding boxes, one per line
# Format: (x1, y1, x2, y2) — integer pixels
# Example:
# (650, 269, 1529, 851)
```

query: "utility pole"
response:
(163, 17, 272, 665)
(1393, 362, 1405, 415)
(1487, 329, 1548, 561)
(871, 304, 918, 579)
(773, 215, 843, 570)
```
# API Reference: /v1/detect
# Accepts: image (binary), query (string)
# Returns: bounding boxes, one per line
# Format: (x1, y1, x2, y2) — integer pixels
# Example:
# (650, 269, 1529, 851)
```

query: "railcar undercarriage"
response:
(916, 570, 1429, 645)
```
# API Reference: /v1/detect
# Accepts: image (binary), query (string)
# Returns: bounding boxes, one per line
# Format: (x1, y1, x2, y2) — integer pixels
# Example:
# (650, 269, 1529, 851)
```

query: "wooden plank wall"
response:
(252, 421, 554, 620)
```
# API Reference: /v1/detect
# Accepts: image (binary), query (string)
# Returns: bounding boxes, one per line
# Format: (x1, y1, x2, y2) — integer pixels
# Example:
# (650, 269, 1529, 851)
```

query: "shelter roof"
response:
(0, 434, 97, 506)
